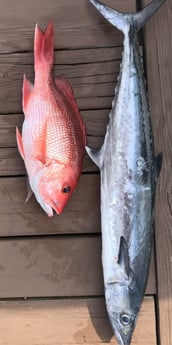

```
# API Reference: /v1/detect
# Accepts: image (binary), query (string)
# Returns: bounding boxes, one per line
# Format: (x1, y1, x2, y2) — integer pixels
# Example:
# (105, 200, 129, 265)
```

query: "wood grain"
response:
(0, 147, 100, 176)
(0, 109, 108, 148)
(0, 52, 119, 114)
(0, 1, 162, 342)
(0, 108, 108, 176)
(0, 0, 136, 53)
(0, 46, 142, 114)
(0, 297, 156, 345)
(144, 0, 172, 344)
(0, 236, 155, 297)
(0, 175, 100, 236)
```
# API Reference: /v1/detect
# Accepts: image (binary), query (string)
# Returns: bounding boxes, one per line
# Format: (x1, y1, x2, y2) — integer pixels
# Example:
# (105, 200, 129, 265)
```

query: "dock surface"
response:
(0, 1, 171, 344)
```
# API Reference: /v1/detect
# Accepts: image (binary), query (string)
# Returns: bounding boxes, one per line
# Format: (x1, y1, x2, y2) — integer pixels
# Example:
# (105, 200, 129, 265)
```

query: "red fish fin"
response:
(34, 22, 54, 70)
(55, 75, 86, 144)
(55, 75, 75, 101)
(22, 74, 33, 111)
(81, 121, 86, 145)
(25, 178, 33, 203)
(16, 127, 25, 160)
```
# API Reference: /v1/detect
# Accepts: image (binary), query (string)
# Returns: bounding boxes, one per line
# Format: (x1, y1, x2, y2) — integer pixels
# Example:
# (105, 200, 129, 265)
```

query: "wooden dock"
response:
(0, 0, 171, 344)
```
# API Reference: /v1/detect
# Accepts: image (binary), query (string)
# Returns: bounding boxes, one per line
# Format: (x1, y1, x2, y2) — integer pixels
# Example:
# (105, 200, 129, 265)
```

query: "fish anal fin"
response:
(16, 127, 25, 160)
(86, 146, 103, 169)
(22, 74, 33, 112)
(118, 236, 130, 278)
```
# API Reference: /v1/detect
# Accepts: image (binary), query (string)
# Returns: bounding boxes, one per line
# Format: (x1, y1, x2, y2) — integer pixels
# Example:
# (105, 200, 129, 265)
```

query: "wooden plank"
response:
(0, 0, 136, 53)
(0, 237, 155, 297)
(0, 297, 156, 345)
(0, 108, 107, 176)
(0, 54, 119, 114)
(0, 175, 159, 284)
(143, 1, 172, 344)
(0, 175, 100, 236)
(0, 46, 142, 114)
(0, 110, 108, 148)
(0, 147, 100, 176)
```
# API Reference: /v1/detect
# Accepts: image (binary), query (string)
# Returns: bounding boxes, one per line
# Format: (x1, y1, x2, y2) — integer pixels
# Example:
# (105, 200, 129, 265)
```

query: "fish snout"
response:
(113, 330, 132, 345)
(51, 200, 64, 215)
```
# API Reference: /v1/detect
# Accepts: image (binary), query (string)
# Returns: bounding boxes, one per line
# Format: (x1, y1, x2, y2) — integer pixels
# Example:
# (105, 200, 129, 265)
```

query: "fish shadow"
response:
(87, 297, 113, 342)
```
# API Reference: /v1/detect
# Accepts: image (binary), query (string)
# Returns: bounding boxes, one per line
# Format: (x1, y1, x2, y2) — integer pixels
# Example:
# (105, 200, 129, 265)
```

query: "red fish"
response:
(16, 22, 86, 216)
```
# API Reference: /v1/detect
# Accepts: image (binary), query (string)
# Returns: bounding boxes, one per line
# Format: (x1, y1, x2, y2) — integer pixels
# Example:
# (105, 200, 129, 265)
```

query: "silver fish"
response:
(86, 0, 165, 344)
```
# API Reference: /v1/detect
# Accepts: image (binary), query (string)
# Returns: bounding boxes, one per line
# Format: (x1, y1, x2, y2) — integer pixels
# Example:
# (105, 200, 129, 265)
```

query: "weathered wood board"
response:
(0, 297, 156, 345)
(0, 46, 141, 115)
(0, 0, 136, 52)
(144, 0, 172, 344)
(0, 237, 155, 298)
(0, 0, 170, 343)
(0, 175, 100, 235)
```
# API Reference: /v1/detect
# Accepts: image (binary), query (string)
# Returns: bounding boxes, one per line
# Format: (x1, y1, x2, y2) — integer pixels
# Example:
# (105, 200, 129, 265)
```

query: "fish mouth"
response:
(114, 331, 125, 345)
(44, 201, 61, 216)
(112, 325, 132, 345)
(51, 201, 63, 215)
(109, 316, 131, 345)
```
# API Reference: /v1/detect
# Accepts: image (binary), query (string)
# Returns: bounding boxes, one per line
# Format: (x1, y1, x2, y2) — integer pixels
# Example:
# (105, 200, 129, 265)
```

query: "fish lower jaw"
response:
(47, 208, 54, 217)
(41, 202, 54, 217)
(33, 189, 54, 216)
(110, 323, 131, 345)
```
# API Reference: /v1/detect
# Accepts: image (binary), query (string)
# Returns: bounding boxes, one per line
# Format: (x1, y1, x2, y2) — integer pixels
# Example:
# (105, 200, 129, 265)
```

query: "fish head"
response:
(37, 162, 78, 215)
(105, 282, 141, 345)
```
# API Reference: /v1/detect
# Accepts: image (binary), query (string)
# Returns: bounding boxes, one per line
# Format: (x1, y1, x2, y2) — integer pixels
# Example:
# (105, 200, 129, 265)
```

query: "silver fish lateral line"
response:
(86, 1, 165, 345)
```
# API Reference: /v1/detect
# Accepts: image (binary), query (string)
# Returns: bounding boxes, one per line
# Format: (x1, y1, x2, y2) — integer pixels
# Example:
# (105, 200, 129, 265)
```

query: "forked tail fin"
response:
(34, 21, 54, 71)
(89, 0, 166, 32)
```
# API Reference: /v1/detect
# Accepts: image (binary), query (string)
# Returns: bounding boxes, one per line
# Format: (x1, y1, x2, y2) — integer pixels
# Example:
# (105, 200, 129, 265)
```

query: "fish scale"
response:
(16, 22, 86, 216)
(86, 1, 165, 344)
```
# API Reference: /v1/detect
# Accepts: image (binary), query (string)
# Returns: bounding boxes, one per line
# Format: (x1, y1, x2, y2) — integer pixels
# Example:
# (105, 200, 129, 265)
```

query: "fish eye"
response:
(62, 186, 71, 194)
(120, 313, 131, 326)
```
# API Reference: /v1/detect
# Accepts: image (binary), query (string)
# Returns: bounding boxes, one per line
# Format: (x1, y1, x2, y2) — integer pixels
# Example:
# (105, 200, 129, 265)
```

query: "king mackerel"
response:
(86, 0, 165, 344)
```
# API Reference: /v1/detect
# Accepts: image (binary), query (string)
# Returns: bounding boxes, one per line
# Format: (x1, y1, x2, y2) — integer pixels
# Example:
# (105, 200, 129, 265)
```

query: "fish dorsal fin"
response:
(55, 75, 75, 102)
(22, 74, 33, 112)
(55, 76, 86, 144)
(118, 236, 130, 278)
(16, 127, 25, 160)
(86, 145, 104, 169)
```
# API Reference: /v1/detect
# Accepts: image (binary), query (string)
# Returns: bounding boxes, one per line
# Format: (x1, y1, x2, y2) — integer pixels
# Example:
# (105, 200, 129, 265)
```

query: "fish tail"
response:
(34, 21, 54, 71)
(89, 0, 166, 32)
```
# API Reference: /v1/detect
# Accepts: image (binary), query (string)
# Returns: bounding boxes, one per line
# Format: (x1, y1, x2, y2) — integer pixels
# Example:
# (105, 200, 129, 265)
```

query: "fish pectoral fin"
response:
(22, 74, 33, 112)
(85, 146, 104, 169)
(155, 152, 163, 181)
(117, 236, 130, 278)
(16, 127, 25, 160)
(25, 178, 33, 203)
